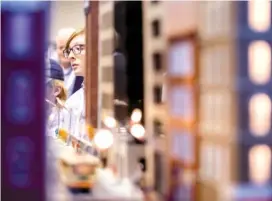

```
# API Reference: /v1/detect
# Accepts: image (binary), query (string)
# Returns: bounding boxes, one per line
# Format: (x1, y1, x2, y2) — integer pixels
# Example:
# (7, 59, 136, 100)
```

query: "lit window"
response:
(249, 93, 271, 136)
(169, 86, 194, 120)
(248, 0, 271, 32)
(248, 41, 271, 85)
(171, 131, 195, 164)
(179, 132, 195, 164)
(249, 145, 271, 185)
(168, 40, 194, 77)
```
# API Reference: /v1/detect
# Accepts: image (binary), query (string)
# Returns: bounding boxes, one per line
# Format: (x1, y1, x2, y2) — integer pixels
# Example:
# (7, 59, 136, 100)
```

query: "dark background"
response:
(114, 1, 144, 144)
(114, 1, 144, 120)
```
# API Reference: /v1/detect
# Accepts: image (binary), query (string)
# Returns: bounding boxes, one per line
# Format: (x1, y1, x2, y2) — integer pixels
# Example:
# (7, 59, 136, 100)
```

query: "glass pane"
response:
(248, 41, 271, 85)
(175, 184, 193, 201)
(171, 131, 194, 163)
(248, 0, 271, 32)
(249, 145, 271, 185)
(180, 132, 194, 163)
(249, 93, 271, 136)
(169, 86, 194, 119)
(168, 40, 194, 77)
(171, 133, 181, 157)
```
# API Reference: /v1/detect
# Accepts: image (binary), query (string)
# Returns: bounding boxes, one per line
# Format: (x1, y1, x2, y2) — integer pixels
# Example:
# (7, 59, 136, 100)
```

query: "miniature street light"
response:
(103, 116, 117, 128)
(130, 123, 145, 139)
(94, 129, 114, 150)
(98, 109, 145, 179)
(131, 108, 142, 123)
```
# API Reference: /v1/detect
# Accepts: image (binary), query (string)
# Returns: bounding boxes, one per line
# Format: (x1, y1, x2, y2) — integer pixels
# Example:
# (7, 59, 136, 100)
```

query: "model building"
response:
(143, 1, 272, 201)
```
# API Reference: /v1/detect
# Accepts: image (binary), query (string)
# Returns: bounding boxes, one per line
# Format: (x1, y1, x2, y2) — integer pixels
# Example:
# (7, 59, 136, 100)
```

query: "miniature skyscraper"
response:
(143, 1, 272, 201)
(142, 1, 168, 200)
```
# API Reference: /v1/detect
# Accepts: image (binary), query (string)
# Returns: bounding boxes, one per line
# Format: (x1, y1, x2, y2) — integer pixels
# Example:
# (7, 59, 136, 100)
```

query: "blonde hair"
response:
(51, 79, 68, 103)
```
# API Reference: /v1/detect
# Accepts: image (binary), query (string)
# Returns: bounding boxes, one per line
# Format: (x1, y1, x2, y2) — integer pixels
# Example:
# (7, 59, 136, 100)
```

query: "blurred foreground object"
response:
(58, 147, 101, 193)
(2, 1, 50, 201)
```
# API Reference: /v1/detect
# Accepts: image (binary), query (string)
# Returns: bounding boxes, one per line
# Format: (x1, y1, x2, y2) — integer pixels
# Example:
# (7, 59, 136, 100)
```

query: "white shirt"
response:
(63, 67, 75, 98)
(63, 87, 86, 139)
(46, 107, 65, 138)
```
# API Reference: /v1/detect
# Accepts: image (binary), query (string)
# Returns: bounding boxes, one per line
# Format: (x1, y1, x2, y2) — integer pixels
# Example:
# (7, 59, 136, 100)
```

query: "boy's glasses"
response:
(63, 44, 85, 58)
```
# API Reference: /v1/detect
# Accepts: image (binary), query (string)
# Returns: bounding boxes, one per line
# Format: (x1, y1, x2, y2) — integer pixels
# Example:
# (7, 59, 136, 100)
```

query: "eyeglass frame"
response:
(63, 44, 86, 58)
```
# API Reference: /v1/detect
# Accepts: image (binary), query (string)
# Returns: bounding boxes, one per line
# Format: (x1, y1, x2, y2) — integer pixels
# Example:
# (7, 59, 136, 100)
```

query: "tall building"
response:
(142, 1, 168, 200)
(143, 1, 272, 201)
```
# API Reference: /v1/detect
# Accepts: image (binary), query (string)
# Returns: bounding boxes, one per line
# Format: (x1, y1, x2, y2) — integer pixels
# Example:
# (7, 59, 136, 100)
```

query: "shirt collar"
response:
(63, 66, 73, 76)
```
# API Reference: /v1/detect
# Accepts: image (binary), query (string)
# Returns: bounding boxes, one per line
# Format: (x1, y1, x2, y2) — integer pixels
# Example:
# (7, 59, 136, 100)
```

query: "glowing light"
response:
(58, 128, 68, 142)
(86, 125, 95, 140)
(248, 0, 271, 32)
(249, 145, 271, 185)
(131, 109, 142, 123)
(103, 116, 116, 128)
(249, 93, 271, 136)
(248, 41, 271, 85)
(94, 129, 114, 150)
(130, 124, 145, 139)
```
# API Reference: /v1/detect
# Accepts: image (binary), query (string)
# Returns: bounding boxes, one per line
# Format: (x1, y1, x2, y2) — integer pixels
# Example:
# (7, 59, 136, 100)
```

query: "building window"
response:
(171, 131, 195, 164)
(151, 19, 161, 37)
(154, 152, 164, 194)
(168, 40, 194, 77)
(248, 41, 271, 85)
(153, 52, 163, 71)
(249, 93, 271, 136)
(249, 145, 271, 185)
(151, 0, 159, 5)
(248, 0, 271, 32)
(169, 86, 194, 120)
(153, 85, 162, 104)
(153, 119, 164, 137)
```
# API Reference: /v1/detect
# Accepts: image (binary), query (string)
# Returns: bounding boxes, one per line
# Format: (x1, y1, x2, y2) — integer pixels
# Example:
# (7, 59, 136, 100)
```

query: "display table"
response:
(46, 137, 144, 201)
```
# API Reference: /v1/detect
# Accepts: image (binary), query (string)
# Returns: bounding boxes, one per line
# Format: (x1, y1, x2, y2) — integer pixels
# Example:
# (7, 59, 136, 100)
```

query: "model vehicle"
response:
(58, 148, 101, 194)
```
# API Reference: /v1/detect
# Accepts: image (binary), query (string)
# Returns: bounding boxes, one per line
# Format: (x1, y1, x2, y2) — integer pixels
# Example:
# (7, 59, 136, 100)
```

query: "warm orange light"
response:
(58, 128, 68, 142)
(86, 124, 95, 140)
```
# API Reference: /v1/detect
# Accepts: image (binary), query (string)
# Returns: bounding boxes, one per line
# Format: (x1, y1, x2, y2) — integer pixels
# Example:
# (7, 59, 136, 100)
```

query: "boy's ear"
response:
(53, 86, 62, 97)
